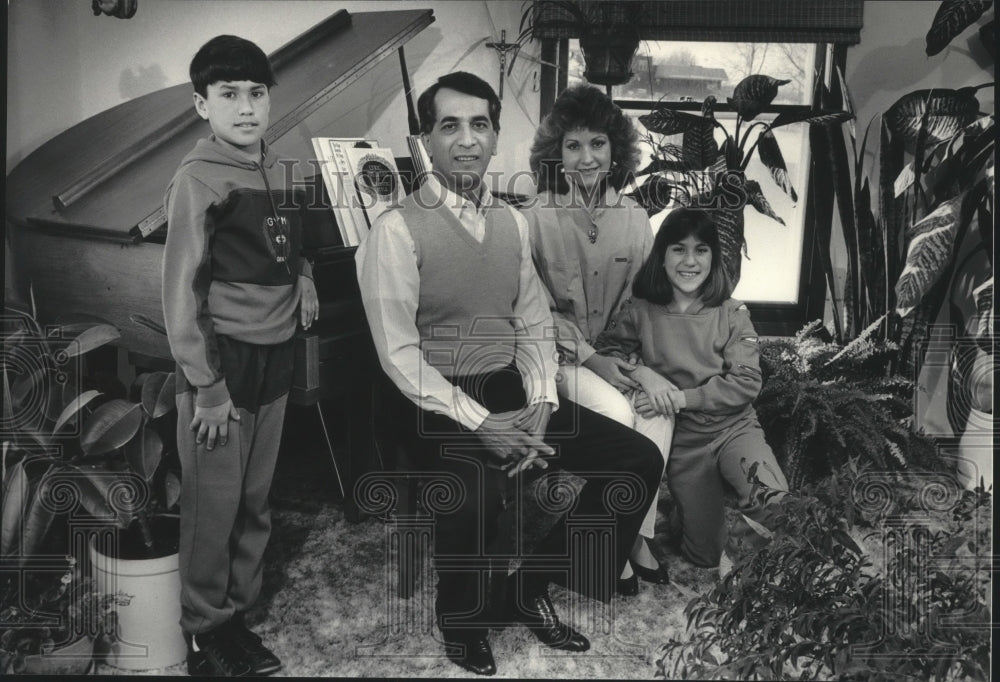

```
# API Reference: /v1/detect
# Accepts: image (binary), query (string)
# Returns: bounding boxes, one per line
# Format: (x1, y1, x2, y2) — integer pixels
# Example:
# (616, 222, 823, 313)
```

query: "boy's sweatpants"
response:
(667, 411, 787, 568)
(174, 334, 293, 635)
(176, 391, 287, 634)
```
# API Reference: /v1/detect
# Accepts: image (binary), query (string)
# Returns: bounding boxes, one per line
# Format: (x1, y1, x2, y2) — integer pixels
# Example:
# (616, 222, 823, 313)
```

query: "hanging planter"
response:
(513, 1, 645, 87)
(579, 24, 641, 85)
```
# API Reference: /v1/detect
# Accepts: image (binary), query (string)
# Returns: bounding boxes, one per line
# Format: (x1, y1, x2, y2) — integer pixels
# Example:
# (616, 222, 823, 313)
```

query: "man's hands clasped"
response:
(475, 404, 554, 477)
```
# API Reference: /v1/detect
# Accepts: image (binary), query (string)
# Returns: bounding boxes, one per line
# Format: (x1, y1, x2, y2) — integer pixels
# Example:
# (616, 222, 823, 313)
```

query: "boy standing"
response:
(163, 34, 318, 677)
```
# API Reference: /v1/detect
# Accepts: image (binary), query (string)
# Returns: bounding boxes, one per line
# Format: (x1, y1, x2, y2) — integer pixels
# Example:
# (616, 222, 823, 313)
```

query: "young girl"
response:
(523, 84, 670, 593)
(597, 207, 789, 571)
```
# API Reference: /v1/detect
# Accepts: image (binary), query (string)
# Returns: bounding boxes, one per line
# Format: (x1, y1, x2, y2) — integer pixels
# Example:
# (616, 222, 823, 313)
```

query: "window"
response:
(566, 39, 817, 305)
(566, 40, 819, 307)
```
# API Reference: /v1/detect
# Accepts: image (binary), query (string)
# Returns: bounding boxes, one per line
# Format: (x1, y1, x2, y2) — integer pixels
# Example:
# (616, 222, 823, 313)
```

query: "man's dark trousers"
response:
(390, 364, 663, 643)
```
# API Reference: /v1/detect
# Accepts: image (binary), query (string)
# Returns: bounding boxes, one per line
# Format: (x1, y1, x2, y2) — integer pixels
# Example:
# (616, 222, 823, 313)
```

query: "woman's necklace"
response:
(587, 224, 598, 244)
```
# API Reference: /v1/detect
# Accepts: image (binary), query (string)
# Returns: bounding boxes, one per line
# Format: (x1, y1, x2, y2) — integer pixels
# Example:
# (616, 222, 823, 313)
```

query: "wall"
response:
(5, 0, 543, 194)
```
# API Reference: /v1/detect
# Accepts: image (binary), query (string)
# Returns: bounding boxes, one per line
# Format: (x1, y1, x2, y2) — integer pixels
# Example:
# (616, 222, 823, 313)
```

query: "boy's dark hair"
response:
(190, 35, 276, 97)
(530, 84, 640, 194)
(633, 207, 733, 307)
(417, 72, 501, 135)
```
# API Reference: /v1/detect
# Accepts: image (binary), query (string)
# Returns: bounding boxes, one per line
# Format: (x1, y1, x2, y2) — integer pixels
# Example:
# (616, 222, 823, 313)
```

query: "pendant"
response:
(588, 228, 597, 244)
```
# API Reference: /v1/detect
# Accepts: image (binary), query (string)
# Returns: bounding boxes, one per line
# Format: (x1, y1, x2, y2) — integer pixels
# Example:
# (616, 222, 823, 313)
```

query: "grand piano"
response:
(5, 8, 435, 521)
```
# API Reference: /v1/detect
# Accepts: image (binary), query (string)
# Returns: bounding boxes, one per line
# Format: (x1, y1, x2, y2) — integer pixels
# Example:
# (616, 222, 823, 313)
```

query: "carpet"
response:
(95, 409, 717, 678)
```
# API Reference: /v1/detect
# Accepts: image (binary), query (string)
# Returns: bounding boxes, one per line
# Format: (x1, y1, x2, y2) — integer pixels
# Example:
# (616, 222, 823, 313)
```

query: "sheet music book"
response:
(310, 137, 378, 246)
(343, 145, 405, 235)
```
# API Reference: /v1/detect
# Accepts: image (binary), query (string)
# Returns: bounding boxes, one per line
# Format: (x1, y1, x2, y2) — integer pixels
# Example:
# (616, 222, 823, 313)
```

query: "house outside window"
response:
(566, 40, 819, 307)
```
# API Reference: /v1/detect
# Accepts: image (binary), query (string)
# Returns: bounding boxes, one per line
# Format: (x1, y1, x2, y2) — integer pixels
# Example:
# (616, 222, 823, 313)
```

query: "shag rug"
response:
(96, 410, 718, 678)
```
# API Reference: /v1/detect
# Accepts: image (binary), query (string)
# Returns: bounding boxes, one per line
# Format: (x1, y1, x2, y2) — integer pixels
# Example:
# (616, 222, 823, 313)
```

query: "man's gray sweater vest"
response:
(397, 190, 521, 379)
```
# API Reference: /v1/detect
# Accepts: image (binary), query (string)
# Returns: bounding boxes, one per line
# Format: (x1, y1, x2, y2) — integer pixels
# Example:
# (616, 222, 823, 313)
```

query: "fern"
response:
(756, 323, 942, 486)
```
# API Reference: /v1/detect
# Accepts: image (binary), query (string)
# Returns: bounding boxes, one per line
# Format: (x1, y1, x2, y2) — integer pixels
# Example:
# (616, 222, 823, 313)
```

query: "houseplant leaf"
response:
(66, 463, 138, 529)
(626, 174, 679, 216)
(52, 390, 102, 435)
(639, 107, 704, 135)
(123, 425, 163, 482)
(973, 277, 993, 338)
(712, 205, 746, 282)
(925, 0, 993, 56)
(140, 371, 176, 419)
(163, 471, 181, 510)
(884, 88, 980, 145)
(79, 400, 143, 457)
(744, 179, 786, 225)
(57, 324, 120, 359)
(635, 156, 691, 176)
(21, 466, 63, 559)
(756, 130, 798, 202)
(727, 75, 790, 121)
(1, 457, 31, 557)
(770, 109, 854, 130)
(895, 194, 964, 314)
(682, 120, 719, 171)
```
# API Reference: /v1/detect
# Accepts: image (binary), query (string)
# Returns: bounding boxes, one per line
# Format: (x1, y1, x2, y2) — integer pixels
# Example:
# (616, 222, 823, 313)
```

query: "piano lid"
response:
(5, 8, 434, 240)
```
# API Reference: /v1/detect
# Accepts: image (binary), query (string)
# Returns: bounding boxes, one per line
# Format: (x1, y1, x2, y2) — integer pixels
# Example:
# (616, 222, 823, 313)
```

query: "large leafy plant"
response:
(658, 463, 992, 681)
(813, 2, 994, 444)
(2, 304, 180, 565)
(629, 75, 852, 281)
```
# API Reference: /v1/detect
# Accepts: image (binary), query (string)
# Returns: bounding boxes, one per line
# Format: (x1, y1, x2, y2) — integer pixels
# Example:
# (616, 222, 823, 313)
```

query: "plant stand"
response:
(89, 538, 186, 671)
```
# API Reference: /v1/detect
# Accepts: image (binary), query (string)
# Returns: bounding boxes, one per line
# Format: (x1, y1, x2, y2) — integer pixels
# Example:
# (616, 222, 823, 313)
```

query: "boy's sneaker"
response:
(227, 613, 283, 675)
(186, 627, 251, 677)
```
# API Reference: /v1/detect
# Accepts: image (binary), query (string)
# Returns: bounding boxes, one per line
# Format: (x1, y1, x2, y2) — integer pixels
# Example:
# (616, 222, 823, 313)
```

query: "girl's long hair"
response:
(632, 208, 733, 307)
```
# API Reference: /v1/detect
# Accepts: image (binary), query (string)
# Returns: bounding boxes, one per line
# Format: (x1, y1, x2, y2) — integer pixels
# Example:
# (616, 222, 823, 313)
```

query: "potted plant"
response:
(513, 1, 644, 86)
(1, 302, 186, 670)
(0, 555, 117, 674)
(628, 76, 853, 282)
(811, 2, 994, 476)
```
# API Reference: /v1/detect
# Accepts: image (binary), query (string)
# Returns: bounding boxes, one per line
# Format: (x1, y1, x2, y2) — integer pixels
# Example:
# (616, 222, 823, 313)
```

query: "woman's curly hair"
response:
(529, 84, 641, 194)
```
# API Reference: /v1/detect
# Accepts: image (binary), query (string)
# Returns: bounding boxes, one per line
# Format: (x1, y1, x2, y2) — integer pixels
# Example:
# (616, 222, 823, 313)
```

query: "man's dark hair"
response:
(633, 207, 733, 307)
(417, 72, 501, 134)
(190, 34, 276, 97)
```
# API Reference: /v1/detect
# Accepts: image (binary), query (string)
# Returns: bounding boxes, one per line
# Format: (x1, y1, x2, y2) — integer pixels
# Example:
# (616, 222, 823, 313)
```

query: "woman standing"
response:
(523, 84, 671, 594)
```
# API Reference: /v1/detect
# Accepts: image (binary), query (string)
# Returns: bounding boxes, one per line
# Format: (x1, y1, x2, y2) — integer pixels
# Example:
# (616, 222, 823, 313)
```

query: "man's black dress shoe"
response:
(633, 560, 671, 585)
(615, 573, 639, 596)
(443, 635, 497, 676)
(510, 592, 590, 652)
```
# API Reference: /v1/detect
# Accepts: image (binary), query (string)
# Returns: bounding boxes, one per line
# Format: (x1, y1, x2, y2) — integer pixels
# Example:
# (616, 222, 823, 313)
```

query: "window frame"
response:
(540, 39, 843, 336)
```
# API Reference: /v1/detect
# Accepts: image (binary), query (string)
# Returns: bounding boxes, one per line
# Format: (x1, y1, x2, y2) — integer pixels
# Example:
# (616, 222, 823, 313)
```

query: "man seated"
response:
(355, 71, 663, 677)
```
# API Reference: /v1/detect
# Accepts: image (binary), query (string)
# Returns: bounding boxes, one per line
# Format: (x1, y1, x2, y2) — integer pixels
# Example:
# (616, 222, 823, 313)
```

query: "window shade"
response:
(531, 0, 864, 44)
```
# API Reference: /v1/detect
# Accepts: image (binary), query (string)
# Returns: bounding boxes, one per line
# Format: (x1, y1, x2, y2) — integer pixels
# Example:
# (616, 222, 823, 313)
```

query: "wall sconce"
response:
(92, 0, 137, 19)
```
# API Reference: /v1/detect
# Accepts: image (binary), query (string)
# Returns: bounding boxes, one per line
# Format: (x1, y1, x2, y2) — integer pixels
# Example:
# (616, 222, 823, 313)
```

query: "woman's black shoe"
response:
(633, 561, 670, 585)
(615, 573, 639, 596)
